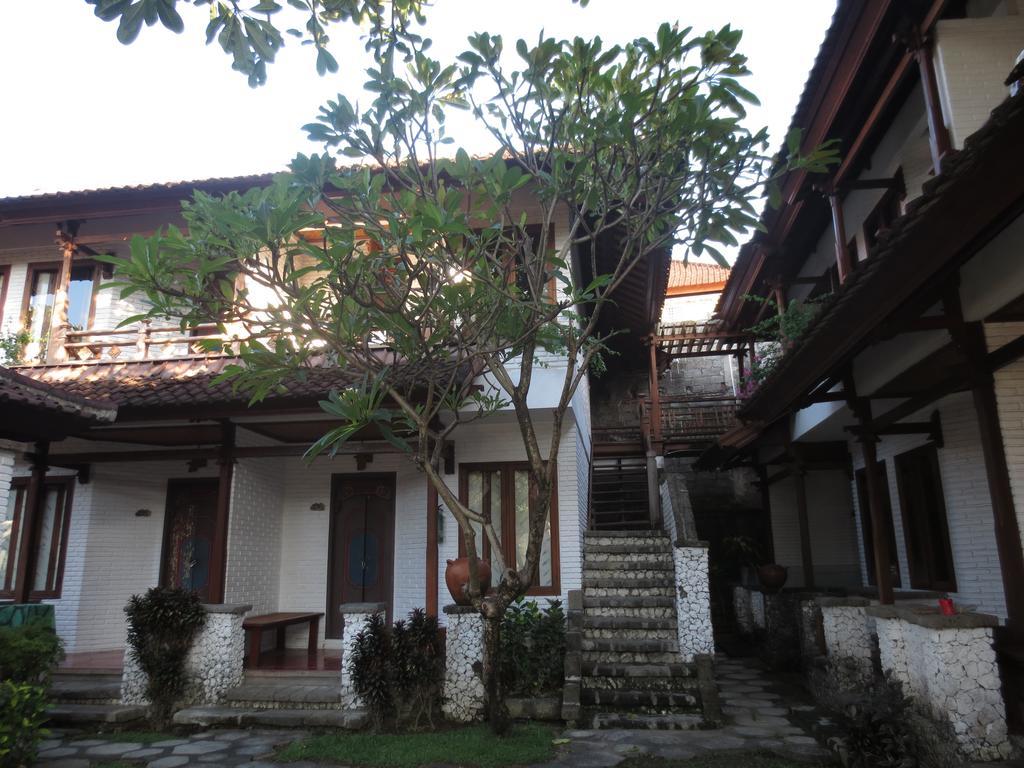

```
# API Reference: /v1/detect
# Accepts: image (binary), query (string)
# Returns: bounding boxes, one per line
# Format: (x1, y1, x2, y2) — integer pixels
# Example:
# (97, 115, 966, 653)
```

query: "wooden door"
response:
(326, 474, 395, 638)
(160, 479, 219, 602)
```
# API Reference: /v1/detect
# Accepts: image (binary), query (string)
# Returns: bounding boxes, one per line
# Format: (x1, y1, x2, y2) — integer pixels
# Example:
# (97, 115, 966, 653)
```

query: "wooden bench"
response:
(242, 611, 323, 669)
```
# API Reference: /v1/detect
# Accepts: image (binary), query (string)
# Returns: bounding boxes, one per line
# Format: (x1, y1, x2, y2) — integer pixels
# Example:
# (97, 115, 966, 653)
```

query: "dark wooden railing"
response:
(60, 322, 227, 362)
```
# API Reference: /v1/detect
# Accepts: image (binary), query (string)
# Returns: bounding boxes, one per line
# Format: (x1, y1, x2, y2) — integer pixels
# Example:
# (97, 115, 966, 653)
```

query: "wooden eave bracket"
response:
(846, 409, 943, 448)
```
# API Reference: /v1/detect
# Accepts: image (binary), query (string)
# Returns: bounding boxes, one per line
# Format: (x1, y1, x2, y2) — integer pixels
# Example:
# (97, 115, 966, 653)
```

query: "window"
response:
(1, 476, 74, 599)
(459, 462, 559, 594)
(0, 265, 9, 322)
(854, 461, 901, 588)
(894, 445, 956, 592)
(862, 169, 906, 257)
(23, 262, 98, 351)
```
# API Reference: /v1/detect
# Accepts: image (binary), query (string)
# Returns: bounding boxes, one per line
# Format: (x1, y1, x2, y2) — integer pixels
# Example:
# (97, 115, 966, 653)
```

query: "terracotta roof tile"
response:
(0, 365, 117, 421)
(667, 261, 731, 291)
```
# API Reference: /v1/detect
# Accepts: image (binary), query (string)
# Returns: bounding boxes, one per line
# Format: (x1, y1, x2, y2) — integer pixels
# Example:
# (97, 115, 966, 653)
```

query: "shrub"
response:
(500, 598, 565, 697)
(0, 624, 64, 684)
(349, 609, 443, 731)
(0, 680, 49, 767)
(830, 676, 918, 768)
(124, 587, 206, 726)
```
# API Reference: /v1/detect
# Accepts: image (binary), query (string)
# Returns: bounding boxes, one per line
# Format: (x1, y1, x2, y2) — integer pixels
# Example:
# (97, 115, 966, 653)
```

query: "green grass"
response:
(74, 730, 174, 745)
(274, 723, 559, 767)
(619, 753, 831, 768)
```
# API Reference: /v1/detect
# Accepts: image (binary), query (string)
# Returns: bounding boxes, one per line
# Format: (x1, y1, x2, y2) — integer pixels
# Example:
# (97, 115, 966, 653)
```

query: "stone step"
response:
(583, 596, 675, 610)
(224, 681, 340, 708)
(583, 563, 675, 578)
(174, 705, 367, 729)
(584, 531, 668, 540)
(49, 679, 122, 703)
(590, 711, 704, 730)
(585, 541, 672, 555)
(584, 586, 676, 598)
(583, 651, 682, 665)
(581, 638, 679, 654)
(583, 627, 677, 642)
(583, 676, 695, 692)
(580, 661, 694, 679)
(584, 552, 674, 567)
(46, 703, 148, 726)
(582, 577, 675, 589)
(582, 688, 700, 709)
(583, 616, 677, 631)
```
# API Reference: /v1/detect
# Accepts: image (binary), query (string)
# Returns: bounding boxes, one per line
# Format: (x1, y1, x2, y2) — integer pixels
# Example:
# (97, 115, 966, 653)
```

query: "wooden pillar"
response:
(46, 232, 76, 362)
(426, 481, 439, 617)
(647, 338, 663, 448)
(964, 324, 1024, 627)
(14, 442, 49, 604)
(858, 432, 895, 605)
(828, 191, 855, 284)
(912, 31, 952, 173)
(793, 464, 815, 590)
(755, 464, 776, 564)
(209, 421, 235, 604)
(736, 350, 746, 393)
(646, 337, 663, 529)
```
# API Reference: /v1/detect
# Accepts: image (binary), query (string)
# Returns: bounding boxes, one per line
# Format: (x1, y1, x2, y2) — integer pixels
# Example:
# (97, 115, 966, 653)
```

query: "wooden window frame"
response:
(457, 461, 561, 597)
(0, 265, 10, 325)
(20, 261, 101, 335)
(894, 444, 957, 593)
(1, 476, 75, 600)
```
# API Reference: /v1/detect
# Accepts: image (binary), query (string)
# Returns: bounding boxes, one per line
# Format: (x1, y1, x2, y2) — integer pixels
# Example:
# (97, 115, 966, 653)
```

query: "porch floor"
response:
(59, 650, 124, 674)
(246, 649, 341, 673)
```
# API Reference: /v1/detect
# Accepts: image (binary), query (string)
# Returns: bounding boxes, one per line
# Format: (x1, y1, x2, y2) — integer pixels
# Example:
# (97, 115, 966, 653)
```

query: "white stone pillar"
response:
(673, 543, 713, 662)
(339, 602, 386, 710)
(818, 597, 874, 687)
(733, 586, 754, 634)
(442, 605, 485, 722)
(121, 602, 250, 706)
(869, 606, 1010, 761)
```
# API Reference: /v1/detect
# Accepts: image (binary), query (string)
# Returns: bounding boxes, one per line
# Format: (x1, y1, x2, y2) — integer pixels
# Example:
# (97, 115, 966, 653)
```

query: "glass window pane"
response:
(1, 488, 23, 592)
(32, 488, 61, 593)
(467, 471, 483, 559)
(67, 266, 95, 330)
(28, 270, 56, 345)
(514, 469, 552, 587)
(489, 470, 502, 576)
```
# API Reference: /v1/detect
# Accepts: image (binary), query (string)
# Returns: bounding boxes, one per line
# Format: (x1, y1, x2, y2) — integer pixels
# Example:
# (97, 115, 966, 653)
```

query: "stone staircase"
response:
(47, 670, 147, 726)
(566, 530, 717, 729)
(173, 670, 366, 729)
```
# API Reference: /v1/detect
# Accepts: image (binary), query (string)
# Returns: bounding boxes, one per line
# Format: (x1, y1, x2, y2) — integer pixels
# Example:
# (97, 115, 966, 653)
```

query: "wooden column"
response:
(647, 338, 663, 449)
(964, 324, 1024, 627)
(208, 421, 236, 604)
(13, 442, 49, 604)
(756, 464, 776, 564)
(793, 464, 815, 590)
(646, 337, 663, 529)
(426, 481, 439, 617)
(828, 191, 855, 284)
(912, 31, 953, 173)
(46, 232, 76, 362)
(858, 431, 895, 605)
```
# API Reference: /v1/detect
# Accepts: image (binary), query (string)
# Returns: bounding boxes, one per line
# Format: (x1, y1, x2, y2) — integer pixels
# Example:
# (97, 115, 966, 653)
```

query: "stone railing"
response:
(121, 603, 250, 707)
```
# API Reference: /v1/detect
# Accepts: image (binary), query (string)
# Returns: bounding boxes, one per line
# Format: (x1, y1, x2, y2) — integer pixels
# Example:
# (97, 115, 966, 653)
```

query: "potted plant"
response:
(444, 557, 492, 605)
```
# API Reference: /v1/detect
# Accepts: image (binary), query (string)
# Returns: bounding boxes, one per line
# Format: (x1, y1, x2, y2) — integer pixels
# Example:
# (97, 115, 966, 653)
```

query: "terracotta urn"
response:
(757, 564, 788, 594)
(445, 557, 492, 605)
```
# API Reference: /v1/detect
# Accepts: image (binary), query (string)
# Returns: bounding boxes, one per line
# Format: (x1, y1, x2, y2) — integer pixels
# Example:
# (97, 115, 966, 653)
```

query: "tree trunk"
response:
(481, 601, 509, 734)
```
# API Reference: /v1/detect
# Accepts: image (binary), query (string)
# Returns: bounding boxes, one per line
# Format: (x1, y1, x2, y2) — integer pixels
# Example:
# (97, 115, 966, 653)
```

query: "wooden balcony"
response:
(593, 394, 742, 457)
(57, 322, 228, 363)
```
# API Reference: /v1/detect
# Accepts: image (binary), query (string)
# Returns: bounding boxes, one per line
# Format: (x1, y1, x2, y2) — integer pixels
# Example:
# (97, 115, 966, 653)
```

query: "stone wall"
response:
(339, 603, 386, 710)
(870, 606, 1011, 761)
(121, 603, 249, 706)
(673, 544, 713, 661)
(442, 605, 485, 722)
(818, 598, 875, 688)
(733, 586, 754, 634)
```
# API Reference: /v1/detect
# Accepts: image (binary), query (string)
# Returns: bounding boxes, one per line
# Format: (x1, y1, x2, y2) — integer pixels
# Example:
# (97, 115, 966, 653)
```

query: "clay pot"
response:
(757, 564, 788, 594)
(445, 557, 492, 605)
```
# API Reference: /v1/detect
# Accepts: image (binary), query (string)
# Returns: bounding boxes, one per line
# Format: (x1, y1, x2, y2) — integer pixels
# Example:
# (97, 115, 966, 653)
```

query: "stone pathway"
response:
(37, 657, 831, 768)
(547, 656, 832, 766)
(36, 729, 307, 768)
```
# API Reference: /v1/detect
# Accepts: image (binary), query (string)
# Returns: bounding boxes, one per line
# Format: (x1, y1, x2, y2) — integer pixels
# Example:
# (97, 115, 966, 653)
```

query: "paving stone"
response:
(68, 740, 105, 747)
(730, 725, 776, 737)
(36, 759, 90, 768)
(124, 748, 164, 759)
(38, 748, 78, 759)
(236, 745, 276, 756)
(86, 742, 142, 756)
(151, 739, 189, 748)
(38, 739, 63, 750)
(173, 740, 230, 755)
(214, 731, 249, 741)
(755, 706, 790, 716)
(783, 735, 820, 746)
(147, 758, 190, 768)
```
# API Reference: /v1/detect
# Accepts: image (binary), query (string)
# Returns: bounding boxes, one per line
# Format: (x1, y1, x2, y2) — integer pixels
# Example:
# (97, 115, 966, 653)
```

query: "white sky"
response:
(0, 0, 834, 261)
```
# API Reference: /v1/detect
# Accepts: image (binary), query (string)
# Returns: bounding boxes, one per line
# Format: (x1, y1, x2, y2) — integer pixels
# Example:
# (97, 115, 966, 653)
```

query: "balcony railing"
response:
(59, 322, 227, 362)
(593, 394, 742, 450)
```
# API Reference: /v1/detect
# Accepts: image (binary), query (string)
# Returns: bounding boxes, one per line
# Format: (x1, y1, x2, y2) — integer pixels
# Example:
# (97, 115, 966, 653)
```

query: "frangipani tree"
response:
(96, 1, 836, 728)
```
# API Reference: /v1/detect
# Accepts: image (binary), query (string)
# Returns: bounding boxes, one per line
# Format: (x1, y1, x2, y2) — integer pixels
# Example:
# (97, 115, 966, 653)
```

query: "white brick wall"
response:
(934, 16, 1024, 148)
(768, 468, 861, 588)
(989, 322, 1024, 557)
(849, 392, 1008, 618)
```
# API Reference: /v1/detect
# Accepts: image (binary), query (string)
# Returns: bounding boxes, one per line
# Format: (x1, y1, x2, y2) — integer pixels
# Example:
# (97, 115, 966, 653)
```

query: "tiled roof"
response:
(0, 365, 117, 421)
(0, 173, 277, 206)
(667, 261, 730, 292)
(14, 355, 458, 416)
